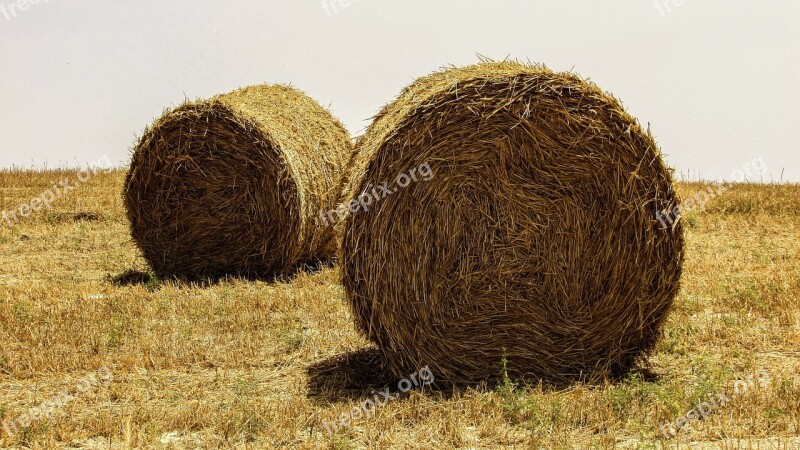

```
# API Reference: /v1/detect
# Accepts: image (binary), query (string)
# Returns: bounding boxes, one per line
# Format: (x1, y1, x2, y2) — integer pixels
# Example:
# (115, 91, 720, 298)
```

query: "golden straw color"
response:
(124, 85, 352, 279)
(339, 61, 685, 385)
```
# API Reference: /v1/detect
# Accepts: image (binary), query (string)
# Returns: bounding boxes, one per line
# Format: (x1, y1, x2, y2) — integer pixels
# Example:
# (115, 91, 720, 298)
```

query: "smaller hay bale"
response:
(339, 61, 685, 385)
(124, 85, 352, 279)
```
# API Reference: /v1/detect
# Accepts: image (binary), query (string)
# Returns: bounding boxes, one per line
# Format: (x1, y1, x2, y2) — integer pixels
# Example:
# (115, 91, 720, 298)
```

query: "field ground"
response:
(0, 169, 798, 449)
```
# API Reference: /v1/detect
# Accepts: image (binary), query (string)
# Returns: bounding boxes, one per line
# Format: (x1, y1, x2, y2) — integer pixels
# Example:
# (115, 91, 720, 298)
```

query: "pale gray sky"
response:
(1, 0, 798, 181)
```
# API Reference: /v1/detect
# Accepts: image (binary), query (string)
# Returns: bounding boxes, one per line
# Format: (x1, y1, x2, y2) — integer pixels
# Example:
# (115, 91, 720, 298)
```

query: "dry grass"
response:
(0, 169, 798, 449)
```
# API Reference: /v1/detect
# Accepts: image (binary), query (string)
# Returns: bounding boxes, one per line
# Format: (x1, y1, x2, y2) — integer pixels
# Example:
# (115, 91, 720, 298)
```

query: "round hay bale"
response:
(339, 62, 685, 384)
(124, 85, 352, 279)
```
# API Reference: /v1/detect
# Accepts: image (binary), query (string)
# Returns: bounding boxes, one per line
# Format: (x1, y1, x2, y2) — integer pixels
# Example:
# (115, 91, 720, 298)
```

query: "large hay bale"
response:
(339, 62, 684, 384)
(125, 85, 352, 279)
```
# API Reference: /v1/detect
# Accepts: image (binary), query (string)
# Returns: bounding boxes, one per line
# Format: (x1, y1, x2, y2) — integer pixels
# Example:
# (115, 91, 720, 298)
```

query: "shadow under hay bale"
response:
(109, 269, 153, 286)
(308, 348, 543, 405)
(124, 85, 352, 280)
(111, 257, 333, 290)
(306, 348, 396, 402)
(339, 61, 685, 386)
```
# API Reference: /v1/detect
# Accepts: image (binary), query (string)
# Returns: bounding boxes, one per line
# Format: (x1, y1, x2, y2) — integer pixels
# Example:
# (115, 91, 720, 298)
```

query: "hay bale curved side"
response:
(339, 62, 684, 384)
(125, 85, 352, 279)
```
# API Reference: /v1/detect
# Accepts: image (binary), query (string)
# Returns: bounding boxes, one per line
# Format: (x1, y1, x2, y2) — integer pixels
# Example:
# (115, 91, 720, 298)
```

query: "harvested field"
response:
(0, 169, 798, 448)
